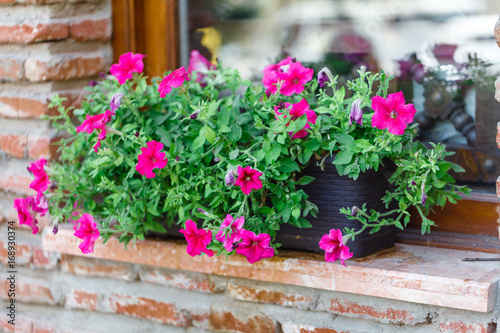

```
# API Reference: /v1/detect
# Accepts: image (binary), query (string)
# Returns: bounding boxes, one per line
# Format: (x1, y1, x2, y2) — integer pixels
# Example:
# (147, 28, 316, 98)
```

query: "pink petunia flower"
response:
(235, 230, 274, 264)
(187, 50, 216, 83)
(179, 219, 214, 257)
(76, 110, 116, 152)
(13, 197, 39, 234)
(74, 213, 100, 254)
(274, 99, 317, 139)
(262, 57, 294, 94)
(158, 67, 190, 98)
(135, 140, 168, 178)
(27, 157, 50, 194)
(216, 214, 245, 252)
(371, 91, 416, 135)
(319, 229, 353, 266)
(279, 62, 314, 96)
(110, 52, 146, 85)
(234, 166, 263, 195)
(32, 193, 48, 216)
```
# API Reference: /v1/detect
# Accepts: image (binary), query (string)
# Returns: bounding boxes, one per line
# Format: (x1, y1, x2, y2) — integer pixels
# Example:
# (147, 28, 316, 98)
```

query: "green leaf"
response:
(206, 99, 223, 118)
(191, 134, 206, 150)
(205, 126, 216, 144)
(277, 157, 300, 173)
(450, 162, 465, 173)
(333, 150, 353, 165)
(228, 124, 242, 142)
(114, 156, 123, 167)
(282, 205, 291, 222)
(229, 149, 239, 160)
(266, 143, 281, 164)
(122, 123, 139, 133)
(217, 105, 231, 128)
(292, 207, 301, 220)
(333, 133, 354, 146)
(297, 176, 315, 185)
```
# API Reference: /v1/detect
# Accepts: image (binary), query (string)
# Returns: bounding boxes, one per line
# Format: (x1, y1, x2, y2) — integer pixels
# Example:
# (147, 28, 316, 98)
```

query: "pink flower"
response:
(234, 166, 263, 195)
(275, 99, 317, 139)
(179, 219, 214, 257)
(110, 52, 146, 85)
(319, 229, 353, 266)
(187, 50, 216, 83)
(27, 157, 50, 194)
(76, 110, 115, 152)
(371, 91, 416, 135)
(236, 230, 274, 264)
(32, 193, 48, 216)
(13, 197, 39, 234)
(262, 57, 294, 94)
(74, 213, 100, 254)
(158, 67, 189, 97)
(135, 140, 168, 178)
(216, 214, 245, 251)
(279, 62, 314, 96)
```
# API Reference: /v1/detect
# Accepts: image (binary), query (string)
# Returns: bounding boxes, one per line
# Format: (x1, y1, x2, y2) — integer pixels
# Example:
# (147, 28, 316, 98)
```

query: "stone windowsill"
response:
(42, 228, 499, 313)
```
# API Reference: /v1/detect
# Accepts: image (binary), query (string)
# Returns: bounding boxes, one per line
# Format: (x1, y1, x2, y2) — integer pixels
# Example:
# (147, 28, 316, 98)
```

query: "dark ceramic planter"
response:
(275, 158, 396, 257)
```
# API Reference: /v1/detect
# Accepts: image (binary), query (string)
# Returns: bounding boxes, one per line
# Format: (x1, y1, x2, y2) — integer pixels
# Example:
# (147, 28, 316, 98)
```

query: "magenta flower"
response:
(76, 109, 115, 152)
(27, 157, 50, 194)
(110, 52, 146, 85)
(187, 50, 215, 83)
(349, 99, 363, 126)
(216, 214, 245, 252)
(371, 92, 416, 135)
(179, 219, 214, 257)
(13, 197, 39, 234)
(279, 62, 314, 96)
(235, 166, 263, 195)
(319, 229, 353, 266)
(110, 92, 124, 112)
(136, 140, 168, 178)
(74, 213, 100, 254)
(236, 230, 274, 264)
(275, 99, 317, 139)
(262, 57, 294, 94)
(158, 67, 190, 98)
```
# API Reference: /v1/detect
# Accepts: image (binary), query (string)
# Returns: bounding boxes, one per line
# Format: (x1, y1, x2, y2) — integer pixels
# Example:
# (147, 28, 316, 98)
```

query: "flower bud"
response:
(421, 193, 427, 206)
(190, 109, 200, 120)
(351, 207, 357, 217)
(197, 208, 209, 216)
(349, 99, 363, 126)
(110, 92, 124, 112)
(175, 156, 180, 162)
(317, 67, 333, 88)
(134, 132, 140, 137)
(214, 157, 221, 163)
(52, 222, 59, 235)
(225, 170, 236, 187)
(88, 81, 97, 87)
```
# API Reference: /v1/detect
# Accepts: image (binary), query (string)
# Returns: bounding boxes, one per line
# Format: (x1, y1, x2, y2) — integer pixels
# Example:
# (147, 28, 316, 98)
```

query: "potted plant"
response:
(14, 51, 469, 266)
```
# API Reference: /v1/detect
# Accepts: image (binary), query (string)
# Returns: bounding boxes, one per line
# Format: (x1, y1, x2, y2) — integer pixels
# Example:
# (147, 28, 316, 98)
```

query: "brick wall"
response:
(0, 1, 498, 332)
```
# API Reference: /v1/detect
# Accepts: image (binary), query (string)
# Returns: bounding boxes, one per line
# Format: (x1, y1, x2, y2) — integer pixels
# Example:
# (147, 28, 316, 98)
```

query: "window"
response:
(111, 0, 500, 252)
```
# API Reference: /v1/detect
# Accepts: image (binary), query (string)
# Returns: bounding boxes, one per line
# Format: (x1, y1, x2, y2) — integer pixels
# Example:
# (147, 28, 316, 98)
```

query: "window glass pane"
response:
(187, 0, 500, 185)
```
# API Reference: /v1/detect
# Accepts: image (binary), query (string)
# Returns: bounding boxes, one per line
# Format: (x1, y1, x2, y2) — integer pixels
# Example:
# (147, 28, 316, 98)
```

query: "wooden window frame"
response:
(111, 0, 500, 253)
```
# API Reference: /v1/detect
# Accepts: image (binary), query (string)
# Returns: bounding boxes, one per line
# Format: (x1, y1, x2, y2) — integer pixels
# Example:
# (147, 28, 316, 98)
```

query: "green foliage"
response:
(44, 63, 469, 252)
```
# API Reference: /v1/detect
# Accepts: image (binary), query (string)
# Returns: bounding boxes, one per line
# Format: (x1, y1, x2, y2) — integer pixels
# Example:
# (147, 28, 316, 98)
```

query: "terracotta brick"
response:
(0, 316, 31, 332)
(439, 320, 496, 333)
(70, 18, 111, 42)
(281, 322, 350, 333)
(28, 134, 53, 160)
(0, 23, 68, 44)
(25, 54, 106, 82)
(0, 170, 33, 196)
(61, 255, 136, 280)
(0, 133, 28, 158)
(0, 240, 32, 266)
(0, 0, 16, 3)
(0, 57, 24, 81)
(209, 310, 276, 333)
(329, 298, 417, 325)
(139, 267, 219, 293)
(0, 277, 56, 305)
(227, 281, 316, 310)
(0, 95, 50, 119)
(109, 293, 191, 326)
(32, 246, 58, 269)
(66, 289, 98, 311)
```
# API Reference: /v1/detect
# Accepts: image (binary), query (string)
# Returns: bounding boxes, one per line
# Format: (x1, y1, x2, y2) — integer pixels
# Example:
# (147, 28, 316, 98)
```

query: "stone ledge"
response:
(42, 228, 499, 313)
